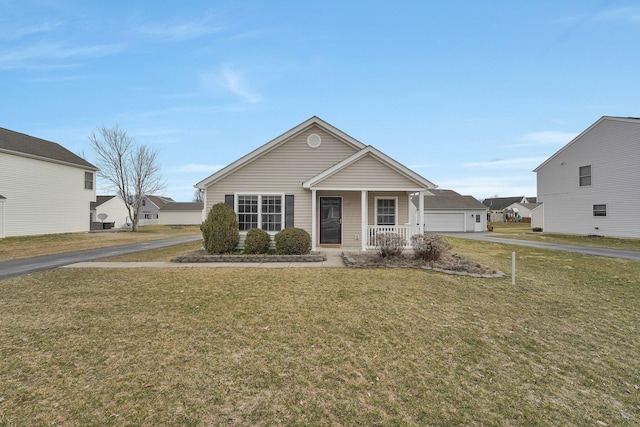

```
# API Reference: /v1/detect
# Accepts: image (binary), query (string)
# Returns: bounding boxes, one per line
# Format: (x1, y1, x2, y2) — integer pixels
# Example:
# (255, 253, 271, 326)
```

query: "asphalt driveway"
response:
(441, 232, 640, 261)
(0, 234, 203, 280)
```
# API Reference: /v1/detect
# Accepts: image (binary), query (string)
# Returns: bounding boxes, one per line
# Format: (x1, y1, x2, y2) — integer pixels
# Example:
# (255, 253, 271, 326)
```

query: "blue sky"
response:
(2, 1, 639, 201)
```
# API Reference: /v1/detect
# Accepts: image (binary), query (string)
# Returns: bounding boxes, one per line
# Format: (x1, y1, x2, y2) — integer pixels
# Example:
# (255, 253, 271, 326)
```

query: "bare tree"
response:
(193, 188, 204, 203)
(89, 125, 166, 231)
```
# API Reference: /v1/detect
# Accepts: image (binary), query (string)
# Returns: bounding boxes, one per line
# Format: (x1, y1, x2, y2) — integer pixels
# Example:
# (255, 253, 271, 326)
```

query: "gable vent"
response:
(307, 133, 322, 148)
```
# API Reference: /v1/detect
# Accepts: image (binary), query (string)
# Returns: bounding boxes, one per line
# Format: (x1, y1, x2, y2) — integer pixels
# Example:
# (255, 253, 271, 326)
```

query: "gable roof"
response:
(0, 127, 97, 170)
(145, 195, 174, 208)
(91, 195, 117, 209)
(160, 201, 204, 212)
(533, 116, 640, 172)
(302, 145, 435, 190)
(411, 192, 487, 210)
(195, 116, 366, 188)
(482, 196, 528, 210)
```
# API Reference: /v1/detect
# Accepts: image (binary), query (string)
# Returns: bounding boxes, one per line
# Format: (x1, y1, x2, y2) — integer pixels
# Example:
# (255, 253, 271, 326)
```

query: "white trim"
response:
(311, 189, 317, 250)
(361, 190, 367, 251)
(374, 196, 399, 226)
(0, 196, 5, 238)
(307, 186, 426, 192)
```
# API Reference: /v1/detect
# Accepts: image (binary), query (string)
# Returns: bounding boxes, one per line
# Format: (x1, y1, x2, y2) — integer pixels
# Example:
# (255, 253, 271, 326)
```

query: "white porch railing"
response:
(136, 218, 159, 226)
(365, 225, 421, 248)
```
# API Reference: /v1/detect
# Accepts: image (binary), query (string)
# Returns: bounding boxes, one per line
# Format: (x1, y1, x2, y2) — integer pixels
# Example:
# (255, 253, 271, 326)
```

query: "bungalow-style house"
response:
(503, 202, 542, 224)
(0, 127, 97, 238)
(195, 117, 437, 251)
(482, 196, 535, 222)
(534, 116, 640, 238)
(410, 189, 488, 232)
(159, 201, 204, 226)
(136, 195, 175, 225)
(90, 195, 131, 229)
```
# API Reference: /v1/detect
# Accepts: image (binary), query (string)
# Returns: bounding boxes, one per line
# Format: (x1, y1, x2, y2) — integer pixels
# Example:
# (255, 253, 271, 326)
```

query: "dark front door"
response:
(320, 197, 342, 245)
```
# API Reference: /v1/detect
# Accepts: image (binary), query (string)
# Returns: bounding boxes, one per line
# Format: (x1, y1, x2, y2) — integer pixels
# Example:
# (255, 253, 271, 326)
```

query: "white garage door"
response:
(425, 212, 465, 232)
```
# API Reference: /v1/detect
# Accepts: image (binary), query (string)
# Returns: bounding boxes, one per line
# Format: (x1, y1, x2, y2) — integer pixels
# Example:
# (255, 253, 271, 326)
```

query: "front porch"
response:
(310, 189, 426, 251)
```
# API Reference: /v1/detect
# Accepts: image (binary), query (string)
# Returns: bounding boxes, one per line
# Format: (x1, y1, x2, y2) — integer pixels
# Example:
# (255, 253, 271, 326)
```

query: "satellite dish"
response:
(97, 213, 108, 222)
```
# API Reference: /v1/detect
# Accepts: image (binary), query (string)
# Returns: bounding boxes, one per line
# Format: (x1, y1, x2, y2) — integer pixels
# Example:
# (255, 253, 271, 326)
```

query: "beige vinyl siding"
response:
(0, 152, 95, 237)
(319, 154, 422, 189)
(205, 126, 359, 236)
(536, 118, 640, 238)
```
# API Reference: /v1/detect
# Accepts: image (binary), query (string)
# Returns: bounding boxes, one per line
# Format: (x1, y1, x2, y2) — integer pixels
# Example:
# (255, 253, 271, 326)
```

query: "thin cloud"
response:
(597, 7, 640, 23)
(511, 130, 577, 147)
(1, 21, 62, 40)
(201, 65, 262, 104)
(137, 17, 222, 41)
(0, 40, 124, 70)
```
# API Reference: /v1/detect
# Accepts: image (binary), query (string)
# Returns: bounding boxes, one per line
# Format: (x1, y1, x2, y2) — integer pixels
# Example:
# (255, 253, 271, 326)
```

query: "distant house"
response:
(136, 195, 175, 225)
(482, 196, 535, 222)
(534, 116, 640, 238)
(195, 117, 436, 250)
(159, 201, 204, 225)
(506, 203, 542, 223)
(90, 195, 131, 229)
(410, 189, 488, 232)
(0, 127, 97, 238)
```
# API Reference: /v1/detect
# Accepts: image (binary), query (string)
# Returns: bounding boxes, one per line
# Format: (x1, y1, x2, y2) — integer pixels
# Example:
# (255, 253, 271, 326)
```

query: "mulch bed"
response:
(343, 252, 504, 278)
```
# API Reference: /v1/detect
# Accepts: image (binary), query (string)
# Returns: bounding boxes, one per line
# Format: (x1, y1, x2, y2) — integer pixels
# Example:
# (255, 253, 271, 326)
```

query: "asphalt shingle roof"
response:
(0, 127, 97, 170)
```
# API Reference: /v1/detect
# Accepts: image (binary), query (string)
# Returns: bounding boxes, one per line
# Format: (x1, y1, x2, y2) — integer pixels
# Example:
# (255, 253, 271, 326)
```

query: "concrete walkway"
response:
(63, 250, 347, 269)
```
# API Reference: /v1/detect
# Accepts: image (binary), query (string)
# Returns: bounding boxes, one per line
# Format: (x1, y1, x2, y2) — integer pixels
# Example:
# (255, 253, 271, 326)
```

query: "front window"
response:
(579, 165, 591, 187)
(376, 198, 397, 225)
(84, 172, 93, 190)
(593, 204, 607, 217)
(237, 194, 283, 232)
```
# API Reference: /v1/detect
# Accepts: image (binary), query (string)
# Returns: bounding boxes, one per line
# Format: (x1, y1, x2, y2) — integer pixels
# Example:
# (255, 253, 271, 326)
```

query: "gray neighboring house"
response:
(410, 189, 488, 232)
(0, 127, 97, 237)
(159, 201, 204, 225)
(136, 195, 175, 225)
(534, 116, 640, 238)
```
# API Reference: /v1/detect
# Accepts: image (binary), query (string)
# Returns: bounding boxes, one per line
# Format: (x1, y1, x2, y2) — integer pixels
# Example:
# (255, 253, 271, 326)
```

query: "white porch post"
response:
(361, 190, 367, 251)
(311, 189, 317, 251)
(418, 190, 425, 235)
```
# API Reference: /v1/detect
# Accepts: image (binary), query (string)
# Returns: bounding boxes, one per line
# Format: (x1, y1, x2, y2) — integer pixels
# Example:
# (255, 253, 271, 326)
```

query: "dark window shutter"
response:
(225, 194, 234, 210)
(285, 195, 294, 228)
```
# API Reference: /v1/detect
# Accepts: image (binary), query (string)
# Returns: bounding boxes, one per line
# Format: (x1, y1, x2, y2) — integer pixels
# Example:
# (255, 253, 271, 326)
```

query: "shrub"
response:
(274, 227, 311, 255)
(244, 228, 272, 254)
(375, 232, 405, 258)
(410, 233, 452, 262)
(201, 203, 239, 254)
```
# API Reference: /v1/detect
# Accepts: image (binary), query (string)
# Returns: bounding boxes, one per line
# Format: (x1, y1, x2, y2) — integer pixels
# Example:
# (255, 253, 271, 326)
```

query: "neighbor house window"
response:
(237, 194, 283, 232)
(376, 197, 397, 225)
(579, 165, 591, 187)
(84, 172, 93, 190)
(593, 204, 607, 217)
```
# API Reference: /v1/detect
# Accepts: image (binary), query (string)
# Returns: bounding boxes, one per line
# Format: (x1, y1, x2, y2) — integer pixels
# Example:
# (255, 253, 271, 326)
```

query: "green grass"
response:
(0, 225, 202, 262)
(492, 222, 640, 251)
(1, 239, 639, 426)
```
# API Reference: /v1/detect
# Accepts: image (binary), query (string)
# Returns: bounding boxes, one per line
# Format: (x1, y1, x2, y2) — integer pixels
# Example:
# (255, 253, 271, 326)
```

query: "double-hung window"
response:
(237, 194, 283, 232)
(376, 197, 397, 225)
(579, 165, 592, 187)
(84, 172, 94, 190)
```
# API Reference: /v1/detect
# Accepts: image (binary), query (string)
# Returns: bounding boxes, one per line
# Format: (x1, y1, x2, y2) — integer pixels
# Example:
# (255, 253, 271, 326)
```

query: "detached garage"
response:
(158, 201, 204, 226)
(411, 189, 488, 233)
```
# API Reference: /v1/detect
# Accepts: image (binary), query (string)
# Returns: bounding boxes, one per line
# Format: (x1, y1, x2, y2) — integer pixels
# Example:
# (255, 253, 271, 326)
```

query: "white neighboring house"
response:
(504, 202, 542, 223)
(90, 195, 131, 229)
(410, 189, 488, 232)
(159, 201, 204, 225)
(0, 127, 97, 238)
(534, 116, 640, 238)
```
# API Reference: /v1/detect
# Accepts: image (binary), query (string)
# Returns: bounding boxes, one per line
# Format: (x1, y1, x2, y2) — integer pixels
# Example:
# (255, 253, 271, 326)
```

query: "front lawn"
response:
(1, 240, 638, 425)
